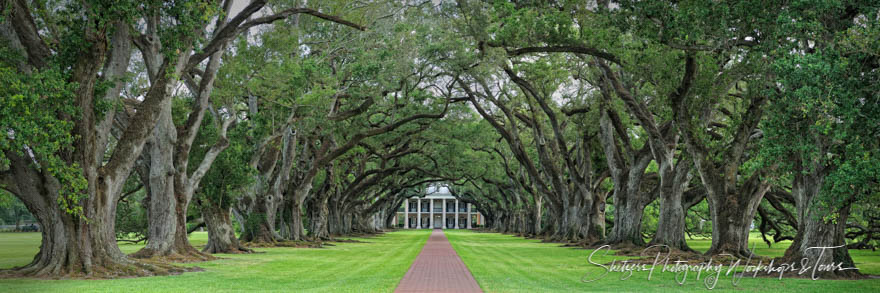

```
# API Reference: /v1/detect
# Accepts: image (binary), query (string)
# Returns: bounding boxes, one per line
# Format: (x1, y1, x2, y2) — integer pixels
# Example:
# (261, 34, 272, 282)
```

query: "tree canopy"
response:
(0, 0, 877, 280)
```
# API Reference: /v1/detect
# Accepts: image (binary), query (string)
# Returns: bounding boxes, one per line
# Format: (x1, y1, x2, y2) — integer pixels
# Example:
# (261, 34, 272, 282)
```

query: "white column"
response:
(467, 203, 472, 229)
(454, 200, 459, 229)
(442, 199, 446, 229)
(403, 198, 409, 229)
(429, 199, 434, 228)
(417, 199, 421, 228)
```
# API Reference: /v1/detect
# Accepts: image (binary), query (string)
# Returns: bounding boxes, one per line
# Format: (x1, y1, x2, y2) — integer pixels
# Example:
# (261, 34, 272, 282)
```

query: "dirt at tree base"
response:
(129, 247, 217, 263)
(330, 238, 367, 243)
(0, 259, 202, 280)
(242, 240, 323, 248)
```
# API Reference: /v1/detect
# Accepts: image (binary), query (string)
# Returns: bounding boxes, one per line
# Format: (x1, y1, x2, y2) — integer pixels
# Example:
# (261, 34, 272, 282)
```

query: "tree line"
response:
(0, 0, 877, 279)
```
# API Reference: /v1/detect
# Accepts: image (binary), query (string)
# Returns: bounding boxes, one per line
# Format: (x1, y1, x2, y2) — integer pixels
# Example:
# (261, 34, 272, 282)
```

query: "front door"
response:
(433, 216, 442, 228)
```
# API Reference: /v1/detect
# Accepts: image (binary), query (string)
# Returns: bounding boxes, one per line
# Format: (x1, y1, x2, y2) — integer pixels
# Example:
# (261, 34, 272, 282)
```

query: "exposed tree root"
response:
(202, 244, 254, 254)
(130, 246, 216, 263)
(0, 257, 196, 279)
(242, 240, 324, 248)
(330, 238, 367, 243)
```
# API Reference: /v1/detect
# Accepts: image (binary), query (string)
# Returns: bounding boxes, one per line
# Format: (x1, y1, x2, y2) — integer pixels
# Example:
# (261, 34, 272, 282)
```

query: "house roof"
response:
(408, 185, 455, 199)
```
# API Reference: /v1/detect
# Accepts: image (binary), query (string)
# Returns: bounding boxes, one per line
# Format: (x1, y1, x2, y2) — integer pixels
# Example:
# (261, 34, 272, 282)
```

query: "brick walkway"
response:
(394, 229, 483, 293)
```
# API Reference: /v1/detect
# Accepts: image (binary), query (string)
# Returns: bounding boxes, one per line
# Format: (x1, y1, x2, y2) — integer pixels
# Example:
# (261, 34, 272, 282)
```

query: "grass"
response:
(0, 230, 430, 292)
(2, 229, 879, 292)
(446, 230, 880, 292)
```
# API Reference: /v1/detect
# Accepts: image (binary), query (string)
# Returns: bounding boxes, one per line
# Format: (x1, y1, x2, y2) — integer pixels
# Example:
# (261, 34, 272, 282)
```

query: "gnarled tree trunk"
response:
(240, 194, 280, 243)
(649, 158, 694, 252)
(287, 198, 308, 241)
(306, 196, 331, 241)
(781, 169, 860, 278)
(2, 154, 185, 277)
(132, 101, 192, 260)
(598, 107, 653, 247)
(200, 201, 251, 254)
(704, 184, 767, 257)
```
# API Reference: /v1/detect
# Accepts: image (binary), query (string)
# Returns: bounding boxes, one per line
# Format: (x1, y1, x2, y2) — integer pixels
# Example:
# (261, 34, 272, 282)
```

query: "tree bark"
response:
(2, 132, 183, 279)
(649, 158, 694, 252)
(200, 201, 251, 254)
(1, 4, 191, 274)
(240, 193, 280, 243)
(598, 109, 654, 247)
(703, 183, 768, 257)
(781, 168, 860, 278)
(288, 198, 307, 241)
(607, 194, 647, 246)
(131, 100, 185, 259)
(306, 196, 331, 241)
(589, 191, 607, 242)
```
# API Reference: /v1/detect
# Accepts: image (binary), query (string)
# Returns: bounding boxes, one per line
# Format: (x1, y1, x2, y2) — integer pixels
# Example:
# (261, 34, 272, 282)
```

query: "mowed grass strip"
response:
(0, 229, 430, 293)
(445, 230, 880, 293)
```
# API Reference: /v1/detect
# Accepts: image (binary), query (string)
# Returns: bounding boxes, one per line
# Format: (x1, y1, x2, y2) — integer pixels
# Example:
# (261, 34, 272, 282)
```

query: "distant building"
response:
(391, 186, 483, 229)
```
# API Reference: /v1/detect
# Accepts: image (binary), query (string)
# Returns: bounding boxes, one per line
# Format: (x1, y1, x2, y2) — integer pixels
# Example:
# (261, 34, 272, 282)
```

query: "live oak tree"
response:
(193, 114, 254, 254)
(0, 0, 209, 277)
(0, 0, 366, 276)
(763, 0, 880, 277)
(2, 0, 878, 281)
(131, 0, 367, 259)
(224, 2, 461, 244)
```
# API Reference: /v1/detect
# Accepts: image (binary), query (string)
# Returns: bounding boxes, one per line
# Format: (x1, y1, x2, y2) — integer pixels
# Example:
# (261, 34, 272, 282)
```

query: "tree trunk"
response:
(171, 190, 212, 260)
(588, 192, 606, 243)
(651, 193, 689, 251)
(782, 171, 860, 278)
(543, 204, 563, 240)
(555, 202, 590, 243)
(2, 152, 183, 278)
(201, 202, 251, 254)
(704, 187, 766, 257)
(240, 194, 279, 243)
(288, 199, 307, 241)
(328, 201, 344, 235)
(343, 212, 353, 234)
(598, 109, 651, 247)
(533, 198, 542, 236)
(607, 195, 646, 246)
(132, 102, 179, 259)
(131, 102, 212, 261)
(306, 197, 330, 241)
(493, 212, 504, 231)
(649, 159, 693, 252)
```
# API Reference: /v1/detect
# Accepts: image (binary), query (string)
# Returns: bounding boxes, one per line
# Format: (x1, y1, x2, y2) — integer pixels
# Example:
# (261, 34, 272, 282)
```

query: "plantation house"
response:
(392, 186, 483, 229)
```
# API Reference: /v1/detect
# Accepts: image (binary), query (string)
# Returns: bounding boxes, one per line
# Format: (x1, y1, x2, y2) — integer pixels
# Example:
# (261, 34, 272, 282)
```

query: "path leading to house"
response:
(394, 229, 483, 293)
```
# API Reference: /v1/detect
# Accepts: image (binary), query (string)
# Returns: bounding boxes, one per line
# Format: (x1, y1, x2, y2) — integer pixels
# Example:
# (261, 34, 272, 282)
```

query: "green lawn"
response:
(0, 230, 429, 292)
(3, 230, 879, 292)
(446, 230, 880, 292)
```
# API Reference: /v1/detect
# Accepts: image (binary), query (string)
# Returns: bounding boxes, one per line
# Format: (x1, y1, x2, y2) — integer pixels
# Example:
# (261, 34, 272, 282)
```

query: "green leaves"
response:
(0, 48, 87, 218)
(763, 2, 880, 209)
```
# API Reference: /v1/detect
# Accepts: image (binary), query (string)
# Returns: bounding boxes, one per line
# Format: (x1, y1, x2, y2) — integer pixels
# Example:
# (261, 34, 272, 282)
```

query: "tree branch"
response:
(189, 4, 366, 69)
(6, 0, 51, 68)
(189, 116, 237, 190)
(506, 45, 621, 66)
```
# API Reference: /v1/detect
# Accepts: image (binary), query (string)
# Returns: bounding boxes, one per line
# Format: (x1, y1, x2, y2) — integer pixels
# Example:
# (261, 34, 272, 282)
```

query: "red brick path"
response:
(394, 229, 483, 293)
